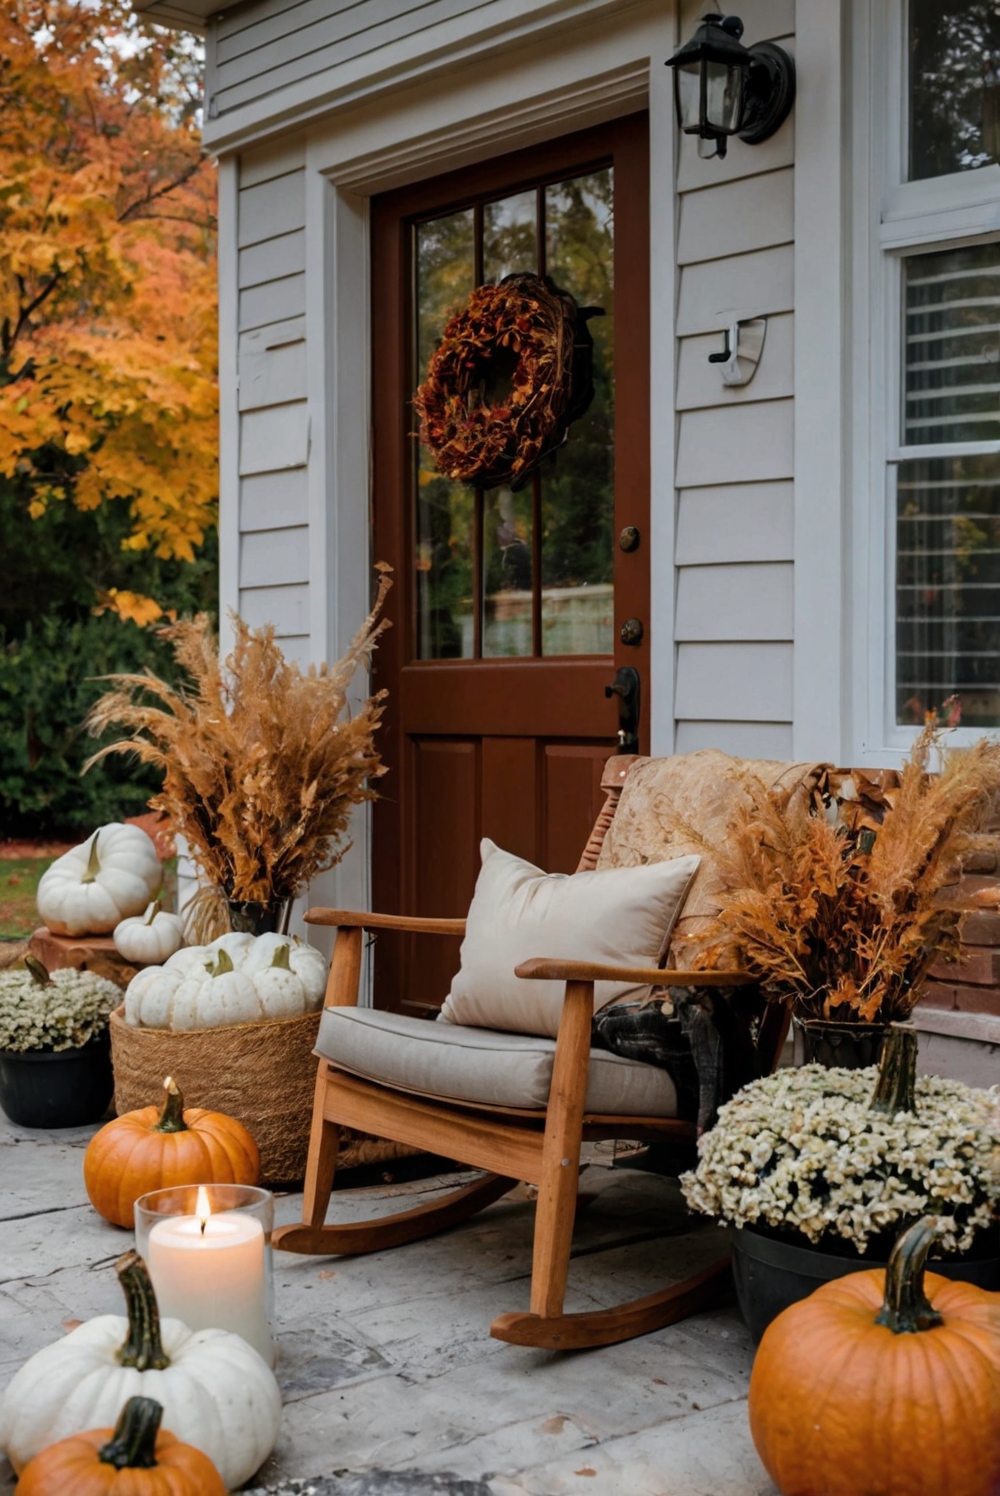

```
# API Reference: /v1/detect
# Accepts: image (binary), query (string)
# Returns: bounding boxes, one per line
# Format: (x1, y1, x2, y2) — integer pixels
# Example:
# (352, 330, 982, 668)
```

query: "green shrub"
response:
(0, 614, 169, 836)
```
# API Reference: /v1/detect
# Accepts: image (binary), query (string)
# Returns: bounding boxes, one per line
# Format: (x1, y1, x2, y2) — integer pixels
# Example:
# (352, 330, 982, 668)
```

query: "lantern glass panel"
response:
(675, 60, 704, 133)
(704, 58, 743, 134)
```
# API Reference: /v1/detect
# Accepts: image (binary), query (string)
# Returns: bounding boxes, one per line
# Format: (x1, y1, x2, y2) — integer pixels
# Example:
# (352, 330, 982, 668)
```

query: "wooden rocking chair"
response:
(273, 757, 788, 1351)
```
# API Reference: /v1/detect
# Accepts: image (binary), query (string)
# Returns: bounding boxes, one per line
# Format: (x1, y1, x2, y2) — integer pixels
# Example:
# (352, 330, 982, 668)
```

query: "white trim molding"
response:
(793, 0, 849, 763)
(849, 0, 1000, 766)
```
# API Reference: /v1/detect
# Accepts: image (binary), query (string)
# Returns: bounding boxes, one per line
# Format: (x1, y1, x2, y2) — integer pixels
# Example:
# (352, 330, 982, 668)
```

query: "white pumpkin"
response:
(0, 1251, 281, 1489)
(113, 902, 185, 965)
(124, 932, 328, 1030)
(38, 825, 162, 937)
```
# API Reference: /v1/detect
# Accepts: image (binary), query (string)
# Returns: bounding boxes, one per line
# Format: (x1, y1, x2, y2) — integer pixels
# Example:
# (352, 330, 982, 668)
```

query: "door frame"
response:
(370, 113, 651, 942)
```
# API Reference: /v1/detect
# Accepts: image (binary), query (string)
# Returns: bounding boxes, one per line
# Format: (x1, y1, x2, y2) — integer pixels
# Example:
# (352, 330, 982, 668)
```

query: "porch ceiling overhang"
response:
(132, 0, 212, 34)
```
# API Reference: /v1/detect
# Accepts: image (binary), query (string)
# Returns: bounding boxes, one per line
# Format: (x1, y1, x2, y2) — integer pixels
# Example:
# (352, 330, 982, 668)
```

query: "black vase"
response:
(226, 898, 293, 936)
(731, 1222, 1000, 1342)
(795, 1018, 890, 1070)
(0, 1029, 113, 1129)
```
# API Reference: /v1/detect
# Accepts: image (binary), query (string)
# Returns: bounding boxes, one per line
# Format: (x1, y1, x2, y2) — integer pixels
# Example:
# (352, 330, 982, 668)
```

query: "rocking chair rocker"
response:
(273, 756, 790, 1351)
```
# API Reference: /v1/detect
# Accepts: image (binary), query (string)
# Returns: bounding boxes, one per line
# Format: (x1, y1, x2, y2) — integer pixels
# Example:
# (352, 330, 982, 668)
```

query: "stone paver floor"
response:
(0, 1108, 777, 1496)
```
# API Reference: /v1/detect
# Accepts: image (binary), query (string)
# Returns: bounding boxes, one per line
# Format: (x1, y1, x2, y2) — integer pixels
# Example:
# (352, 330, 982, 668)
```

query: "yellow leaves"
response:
(0, 0, 218, 585)
(93, 589, 165, 627)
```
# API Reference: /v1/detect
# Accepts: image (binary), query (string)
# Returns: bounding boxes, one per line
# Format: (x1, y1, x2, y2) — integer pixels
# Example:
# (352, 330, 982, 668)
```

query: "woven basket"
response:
(109, 1007, 408, 1185)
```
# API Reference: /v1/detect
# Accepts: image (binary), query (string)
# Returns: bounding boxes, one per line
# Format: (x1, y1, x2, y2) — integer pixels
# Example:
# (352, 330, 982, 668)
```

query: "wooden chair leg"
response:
(529, 979, 594, 1319)
(301, 1060, 340, 1231)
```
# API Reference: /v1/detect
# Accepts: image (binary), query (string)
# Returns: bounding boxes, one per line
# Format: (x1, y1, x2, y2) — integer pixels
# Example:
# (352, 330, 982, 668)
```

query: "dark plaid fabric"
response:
(591, 985, 765, 1134)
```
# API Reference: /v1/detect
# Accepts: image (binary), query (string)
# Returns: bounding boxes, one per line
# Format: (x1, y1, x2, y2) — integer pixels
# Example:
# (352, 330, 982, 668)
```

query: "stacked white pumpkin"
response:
(124, 932, 327, 1030)
(37, 824, 165, 940)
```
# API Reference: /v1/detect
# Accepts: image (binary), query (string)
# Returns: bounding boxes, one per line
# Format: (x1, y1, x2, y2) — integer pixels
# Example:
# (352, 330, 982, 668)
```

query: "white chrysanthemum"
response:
(0, 967, 120, 1054)
(681, 1063, 1000, 1254)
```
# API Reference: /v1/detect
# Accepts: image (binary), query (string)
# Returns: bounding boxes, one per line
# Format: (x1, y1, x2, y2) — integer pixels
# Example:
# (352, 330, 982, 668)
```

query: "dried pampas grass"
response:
(684, 720, 1000, 1023)
(84, 567, 392, 905)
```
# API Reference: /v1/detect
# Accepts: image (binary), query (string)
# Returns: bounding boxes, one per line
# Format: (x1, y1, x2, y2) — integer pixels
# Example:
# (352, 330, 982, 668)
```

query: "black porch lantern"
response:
(666, 13, 795, 160)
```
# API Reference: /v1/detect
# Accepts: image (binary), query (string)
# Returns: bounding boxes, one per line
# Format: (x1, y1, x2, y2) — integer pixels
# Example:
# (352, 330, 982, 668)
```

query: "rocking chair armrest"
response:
(305, 907, 467, 936)
(515, 958, 754, 987)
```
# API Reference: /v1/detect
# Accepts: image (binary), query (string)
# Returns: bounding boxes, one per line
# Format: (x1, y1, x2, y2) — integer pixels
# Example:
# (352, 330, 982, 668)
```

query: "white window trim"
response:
(850, 0, 1000, 766)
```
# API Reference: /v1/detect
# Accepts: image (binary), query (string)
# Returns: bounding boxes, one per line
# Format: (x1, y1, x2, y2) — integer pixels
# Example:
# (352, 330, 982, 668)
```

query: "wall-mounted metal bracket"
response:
(707, 317, 767, 387)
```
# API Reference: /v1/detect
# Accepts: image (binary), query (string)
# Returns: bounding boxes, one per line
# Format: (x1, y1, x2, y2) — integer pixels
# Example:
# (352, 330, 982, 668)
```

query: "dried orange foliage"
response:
(0, 0, 217, 619)
(686, 723, 1000, 1022)
(413, 274, 576, 488)
(83, 569, 392, 904)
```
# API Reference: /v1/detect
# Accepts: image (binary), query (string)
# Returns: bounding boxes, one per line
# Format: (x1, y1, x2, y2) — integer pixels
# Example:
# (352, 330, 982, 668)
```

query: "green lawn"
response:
(0, 858, 54, 939)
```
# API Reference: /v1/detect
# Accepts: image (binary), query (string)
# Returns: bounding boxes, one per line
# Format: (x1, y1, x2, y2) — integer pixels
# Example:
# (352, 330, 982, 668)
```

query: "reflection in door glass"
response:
(483, 190, 537, 282)
(415, 211, 476, 658)
(483, 484, 533, 656)
(542, 170, 615, 655)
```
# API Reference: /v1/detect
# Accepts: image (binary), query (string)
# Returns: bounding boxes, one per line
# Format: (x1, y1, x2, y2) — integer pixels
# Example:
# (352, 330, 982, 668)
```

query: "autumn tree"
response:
(0, 0, 217, 624)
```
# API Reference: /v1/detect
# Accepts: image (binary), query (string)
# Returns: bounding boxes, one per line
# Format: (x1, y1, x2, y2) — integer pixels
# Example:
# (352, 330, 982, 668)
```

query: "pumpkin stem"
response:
(270, 942, 291, 970)
(153, 1076, 188, 1134)
(869, 1023, 918, 1115)
(80, 830, 101, 886)
(207, 947, 234, 978)
(142, 900, 160, 926)
(24, 955, 53, 987)
(874, 1217, 945, 1335)
(115, 1251, 171, 1370)
(98, 1396, 162, 1470)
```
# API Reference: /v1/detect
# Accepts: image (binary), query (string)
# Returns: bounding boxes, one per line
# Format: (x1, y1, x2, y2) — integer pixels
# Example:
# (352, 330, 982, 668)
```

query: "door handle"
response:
(605, 666, 641, 754)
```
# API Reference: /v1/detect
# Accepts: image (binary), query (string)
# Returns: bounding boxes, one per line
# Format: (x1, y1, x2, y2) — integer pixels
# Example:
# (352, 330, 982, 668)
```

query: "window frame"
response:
(854, 0, 1000, 759)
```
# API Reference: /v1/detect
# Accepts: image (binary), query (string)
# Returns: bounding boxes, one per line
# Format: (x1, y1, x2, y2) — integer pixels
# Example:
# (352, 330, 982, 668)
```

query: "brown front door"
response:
(371, 114, 650, 1014)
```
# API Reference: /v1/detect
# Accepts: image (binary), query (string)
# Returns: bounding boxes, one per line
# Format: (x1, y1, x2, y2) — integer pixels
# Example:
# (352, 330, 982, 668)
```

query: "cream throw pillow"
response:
(439, 839, 701, 1038)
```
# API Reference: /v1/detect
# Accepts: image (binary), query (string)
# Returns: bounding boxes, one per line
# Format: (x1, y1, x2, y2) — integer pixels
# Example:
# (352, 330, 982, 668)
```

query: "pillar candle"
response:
(147, 1189, 272, 1365)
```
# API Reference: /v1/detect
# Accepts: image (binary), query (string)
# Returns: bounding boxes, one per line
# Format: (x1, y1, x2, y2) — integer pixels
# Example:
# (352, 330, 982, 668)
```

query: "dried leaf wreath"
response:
(84, 567, 392, 912)
(413, 271, 603, 491)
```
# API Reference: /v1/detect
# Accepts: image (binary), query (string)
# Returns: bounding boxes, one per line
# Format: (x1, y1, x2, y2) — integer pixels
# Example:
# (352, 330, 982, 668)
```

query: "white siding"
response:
(235, 139, 311, 648)
(673, 0, 795, 753)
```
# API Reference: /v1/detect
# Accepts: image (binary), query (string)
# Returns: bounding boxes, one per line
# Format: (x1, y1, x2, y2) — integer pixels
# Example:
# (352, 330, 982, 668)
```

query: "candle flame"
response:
(196, 1185, 211, 1235)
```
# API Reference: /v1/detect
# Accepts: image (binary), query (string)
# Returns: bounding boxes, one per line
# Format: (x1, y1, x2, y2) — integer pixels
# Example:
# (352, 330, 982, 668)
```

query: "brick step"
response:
(918, 978, 1000, 1016)
(928, 946, 1000, 985)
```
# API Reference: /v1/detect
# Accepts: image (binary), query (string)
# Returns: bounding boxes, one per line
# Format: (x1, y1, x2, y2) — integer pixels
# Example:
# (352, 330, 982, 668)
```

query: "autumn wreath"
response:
(413, 272, 602, 491)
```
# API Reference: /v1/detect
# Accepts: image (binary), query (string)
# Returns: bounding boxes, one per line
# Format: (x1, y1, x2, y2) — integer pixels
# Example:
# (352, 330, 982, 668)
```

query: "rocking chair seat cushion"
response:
(315, 1007, 678, 1116)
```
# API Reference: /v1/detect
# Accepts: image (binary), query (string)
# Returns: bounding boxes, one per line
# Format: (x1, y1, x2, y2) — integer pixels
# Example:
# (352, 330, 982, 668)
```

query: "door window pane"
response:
(483, 190, 537, 282)
(412, 169, 616, 661)
(415, 211, 476, 658)
(483, 485, 533, 656)
(541, 170, 615, 655)
(904, 241, 1000, 445)
(909, 0, 1000, 181)
(896, 453, 1000, 727)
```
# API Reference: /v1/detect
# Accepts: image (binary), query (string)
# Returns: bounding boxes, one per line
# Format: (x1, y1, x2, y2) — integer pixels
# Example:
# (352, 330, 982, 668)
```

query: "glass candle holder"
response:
(134, 1183, 275, 1366)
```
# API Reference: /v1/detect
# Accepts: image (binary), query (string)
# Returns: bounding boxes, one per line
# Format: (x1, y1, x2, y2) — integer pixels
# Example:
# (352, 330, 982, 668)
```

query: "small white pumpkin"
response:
(124, 932, 327, 1030)
(113, 902, 185, 965)
(37, 825, 162, 937)
(0, 1251, 281, 1489)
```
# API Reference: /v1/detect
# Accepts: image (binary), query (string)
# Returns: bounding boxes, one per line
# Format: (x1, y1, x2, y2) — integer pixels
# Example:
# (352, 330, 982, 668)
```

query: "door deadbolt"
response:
(619, 525, 641, 552)
(620, 617, 644, 646)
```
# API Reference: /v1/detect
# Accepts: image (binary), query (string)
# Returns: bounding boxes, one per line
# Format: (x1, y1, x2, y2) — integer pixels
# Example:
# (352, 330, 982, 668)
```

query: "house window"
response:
(896, 243, 1000, 727)
(868, 0, 1000, 744)
(909, 1, 1000, 181)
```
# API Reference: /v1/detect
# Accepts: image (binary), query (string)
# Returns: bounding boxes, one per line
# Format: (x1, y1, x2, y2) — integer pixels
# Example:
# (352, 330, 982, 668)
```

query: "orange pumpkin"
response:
(749, 1217, 1000, 1496)
(15, 1395, 227, 1496)
(84, 1077, 260, 1228)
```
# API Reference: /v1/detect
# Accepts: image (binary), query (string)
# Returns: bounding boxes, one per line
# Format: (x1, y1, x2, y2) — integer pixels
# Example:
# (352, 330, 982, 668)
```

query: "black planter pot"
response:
(226, 898, 293, 936)
(731, 1222, 1000, 1343)
(795, 1018, 890, 1069)
(0, 1029, 113, 1128)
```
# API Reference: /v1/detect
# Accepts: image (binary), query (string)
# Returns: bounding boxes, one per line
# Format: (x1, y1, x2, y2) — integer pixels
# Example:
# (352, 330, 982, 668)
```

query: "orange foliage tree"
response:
(0, 0, 217, 623)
